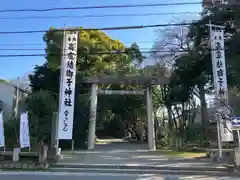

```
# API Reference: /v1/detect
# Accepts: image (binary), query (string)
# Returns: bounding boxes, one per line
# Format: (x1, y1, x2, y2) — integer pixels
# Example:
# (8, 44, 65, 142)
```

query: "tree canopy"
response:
(150, 4, 240, 144)
(26, 27, 166, 148)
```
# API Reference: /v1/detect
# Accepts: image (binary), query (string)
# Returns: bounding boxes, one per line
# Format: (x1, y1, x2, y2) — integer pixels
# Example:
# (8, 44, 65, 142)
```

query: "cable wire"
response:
(0, 2, 202, 13)
(0, 19, 235, 35)
(0, 48, 226, 58)
(0, 12, 200, 20)
(0, 48, 156, 51)
(0, 41, 155, 46)
(0, 22, 197, 34)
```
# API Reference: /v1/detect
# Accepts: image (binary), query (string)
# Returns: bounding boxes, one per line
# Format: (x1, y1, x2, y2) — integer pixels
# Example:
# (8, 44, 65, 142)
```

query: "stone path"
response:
(59, 140, 226, 169)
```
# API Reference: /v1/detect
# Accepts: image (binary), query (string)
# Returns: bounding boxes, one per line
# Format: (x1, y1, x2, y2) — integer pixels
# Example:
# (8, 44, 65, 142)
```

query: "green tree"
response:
(160, 4, 240, 143)
(24, 90, 57, 145)
(28, 27, 146, 147)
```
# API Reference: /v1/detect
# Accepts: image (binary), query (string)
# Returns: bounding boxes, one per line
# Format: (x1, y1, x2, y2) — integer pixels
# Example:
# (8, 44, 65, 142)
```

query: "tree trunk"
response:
(198, 82, 208, 140)
(153, 111, 158, 142)
(167, 105, 173, 131)
(171, 109, 178, 130)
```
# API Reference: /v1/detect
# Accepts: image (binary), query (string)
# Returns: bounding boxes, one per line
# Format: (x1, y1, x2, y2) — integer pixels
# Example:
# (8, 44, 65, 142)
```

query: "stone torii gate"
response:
(81, 75, 169, 150)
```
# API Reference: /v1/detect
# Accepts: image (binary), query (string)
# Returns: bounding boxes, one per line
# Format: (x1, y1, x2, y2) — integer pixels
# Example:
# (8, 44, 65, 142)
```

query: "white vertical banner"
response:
(58, 31, 78, 140)
(0, 112, 5, 147)
(210, 26, 233, 142)
(220, 120, 233, 142)
(210, 28, 228, 100)
(20, 112, 30, 148)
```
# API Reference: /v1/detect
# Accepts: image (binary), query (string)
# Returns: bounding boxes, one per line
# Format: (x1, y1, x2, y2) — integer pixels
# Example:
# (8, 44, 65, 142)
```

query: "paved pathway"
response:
(59, 140, 225, 169)
(0, 171, 239, 180)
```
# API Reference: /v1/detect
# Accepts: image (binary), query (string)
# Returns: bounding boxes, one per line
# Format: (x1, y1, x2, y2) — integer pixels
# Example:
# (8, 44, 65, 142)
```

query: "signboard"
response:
(210, 28, 228, 100)
(58, 31, 78, 140)
(0, 112, 5, 147)
(210, 27, 233, 142)
(220, 120, 233, 142)
(98, 90, 145, 95)
(231, 117, 240, 128)
(20, 112, 30, 148)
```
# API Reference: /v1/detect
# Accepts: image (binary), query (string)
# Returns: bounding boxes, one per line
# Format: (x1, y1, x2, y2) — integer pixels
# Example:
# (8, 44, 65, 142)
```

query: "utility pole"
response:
(14, 77, 20, 118)
(208, 21, 224, 160)
(56, 25, 66, 149)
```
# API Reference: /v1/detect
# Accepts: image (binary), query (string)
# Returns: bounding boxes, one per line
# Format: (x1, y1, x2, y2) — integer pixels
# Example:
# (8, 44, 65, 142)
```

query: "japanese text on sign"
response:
(58, 31, 78, 140)
(211, 29, 228, 100)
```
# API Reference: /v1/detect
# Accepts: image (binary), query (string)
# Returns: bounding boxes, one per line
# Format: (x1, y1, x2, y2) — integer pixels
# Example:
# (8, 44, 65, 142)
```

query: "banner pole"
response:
(56, 25, 66, 149)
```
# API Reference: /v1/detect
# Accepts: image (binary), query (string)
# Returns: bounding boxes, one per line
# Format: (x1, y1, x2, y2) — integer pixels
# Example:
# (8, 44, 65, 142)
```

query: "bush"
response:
(185, 123, 205, 143)
(4, 117, 19, 150)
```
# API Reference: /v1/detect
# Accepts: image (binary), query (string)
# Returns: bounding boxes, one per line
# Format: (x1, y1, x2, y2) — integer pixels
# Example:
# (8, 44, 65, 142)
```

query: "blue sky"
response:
(0, 0, 202, 80)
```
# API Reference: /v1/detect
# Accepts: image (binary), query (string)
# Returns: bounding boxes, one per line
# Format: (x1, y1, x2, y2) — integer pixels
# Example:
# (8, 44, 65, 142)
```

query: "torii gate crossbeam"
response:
(84, 75, 169, 151)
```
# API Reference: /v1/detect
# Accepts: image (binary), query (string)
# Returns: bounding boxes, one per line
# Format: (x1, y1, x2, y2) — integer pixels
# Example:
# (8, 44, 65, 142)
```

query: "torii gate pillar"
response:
(87, 83, 98, 150)
(87, 83, 156, 151)
(146, 86, 156, 150)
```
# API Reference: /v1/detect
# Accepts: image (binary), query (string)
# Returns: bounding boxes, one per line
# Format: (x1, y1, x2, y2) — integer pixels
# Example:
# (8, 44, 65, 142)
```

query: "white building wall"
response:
(0, 81, 28, 120)
(0, 83, 15, 119)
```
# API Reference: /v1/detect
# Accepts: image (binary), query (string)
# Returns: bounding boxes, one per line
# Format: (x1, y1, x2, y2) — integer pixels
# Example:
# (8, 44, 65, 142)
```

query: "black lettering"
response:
(218, 78, 223, 86)
(216, 51, 222, 59)
(72, 36, 77, 41)
(67, 60, 74, 69)
(217, 69, 224, 77)
(219, 88, 225, 95)
(66, 78, 73, 86)
(216, 60, 223, 68)
(68, 52, 75, 60)
(63, 118, 68, 131)
(64, 98, 72, 107)
(64, 110, 69, 117)
(66, 69, 73, 78)
(215, 42, 221, 50)
(68, 35, 72, 42)
(68, 43, 75, 51)
(65, 87, 72, 97)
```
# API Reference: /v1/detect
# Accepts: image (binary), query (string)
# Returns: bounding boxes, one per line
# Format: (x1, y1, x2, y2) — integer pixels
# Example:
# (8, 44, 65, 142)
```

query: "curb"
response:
(51, 163, 229, 172)
(49, 167, 240, 177)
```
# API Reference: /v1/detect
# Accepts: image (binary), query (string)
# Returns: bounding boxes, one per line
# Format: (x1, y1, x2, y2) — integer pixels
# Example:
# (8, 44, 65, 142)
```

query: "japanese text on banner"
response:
(0, 112, 5, 147)
(58, 31, 78, 140)
(211, 29, 228, 100)
(20, 112, 30, 148)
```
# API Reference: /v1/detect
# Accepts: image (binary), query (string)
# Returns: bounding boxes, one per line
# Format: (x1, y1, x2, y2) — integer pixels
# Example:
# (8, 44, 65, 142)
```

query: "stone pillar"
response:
(146, 86, 156, 150)
(48, 112, 61, 161)
(88, 83, 98, 150)
(51, 112, 57, 147)
(12, 148, 20, 162)
(39, 142, 48, 163)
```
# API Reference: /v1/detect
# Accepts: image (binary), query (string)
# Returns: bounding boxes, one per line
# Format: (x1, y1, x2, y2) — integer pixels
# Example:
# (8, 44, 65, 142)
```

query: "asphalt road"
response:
(0, 171, 239, 180)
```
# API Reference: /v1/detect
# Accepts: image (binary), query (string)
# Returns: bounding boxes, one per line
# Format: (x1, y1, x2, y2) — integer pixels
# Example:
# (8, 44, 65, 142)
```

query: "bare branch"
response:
(152, 21, 191, 67)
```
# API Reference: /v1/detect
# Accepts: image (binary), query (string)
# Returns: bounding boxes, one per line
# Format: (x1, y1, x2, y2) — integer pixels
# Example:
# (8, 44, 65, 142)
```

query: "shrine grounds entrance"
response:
(54, 30, 169, 151)
(83, 76, 169, 150)
(87, 84, 155, 150)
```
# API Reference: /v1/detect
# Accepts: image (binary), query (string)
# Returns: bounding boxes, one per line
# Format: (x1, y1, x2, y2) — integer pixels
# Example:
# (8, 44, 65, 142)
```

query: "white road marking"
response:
(0, 171, 154, 177)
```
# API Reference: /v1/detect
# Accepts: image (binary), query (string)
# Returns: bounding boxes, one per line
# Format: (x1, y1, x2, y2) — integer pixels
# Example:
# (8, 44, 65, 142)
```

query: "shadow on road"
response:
(59, 139, 224, 169)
